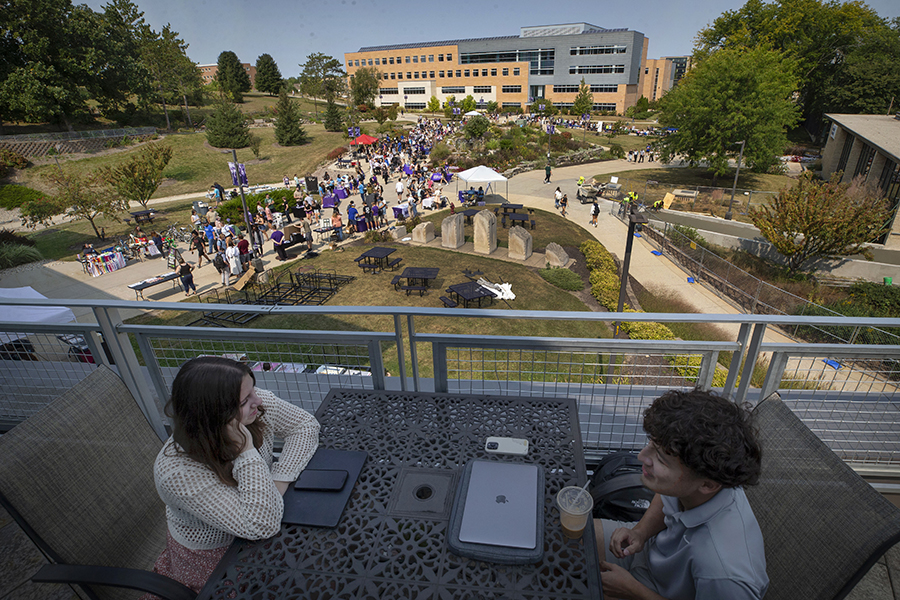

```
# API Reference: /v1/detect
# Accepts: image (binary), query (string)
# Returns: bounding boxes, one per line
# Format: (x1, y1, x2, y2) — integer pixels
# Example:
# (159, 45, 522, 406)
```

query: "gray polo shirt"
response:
(648, 487, 768, 600)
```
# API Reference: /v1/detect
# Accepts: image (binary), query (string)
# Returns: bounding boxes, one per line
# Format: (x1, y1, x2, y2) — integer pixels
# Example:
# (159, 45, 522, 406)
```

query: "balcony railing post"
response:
(132, 331, 171, 422)
(433, 342, 448, 393)
(724, 323, 751, 395)
(93, 306, 168, 441)
(696, 351, 718, 391)
(393, 314, 407, 391)
(407, 314, 420, 392)
(735, 323, 766, 404)
(759, 351, 790, 400)
(367, 340, 386, 390)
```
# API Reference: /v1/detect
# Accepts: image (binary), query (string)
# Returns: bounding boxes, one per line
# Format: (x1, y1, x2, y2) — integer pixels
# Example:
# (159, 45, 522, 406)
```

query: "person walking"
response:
(544, 163, 552, 184)
(591, 200, 600, 227)
(213, 250, 230, 287)
(560, 193, 568, 218)
(554, 187, 562, 210)
(302, 217, 313, 251)
(190, 231, 210, 267)
(178, 259, 197, 296)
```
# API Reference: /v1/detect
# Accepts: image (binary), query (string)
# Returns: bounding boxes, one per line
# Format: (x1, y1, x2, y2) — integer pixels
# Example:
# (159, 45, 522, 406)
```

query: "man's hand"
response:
(609, 526, 647, 558)
(600, 560, 641, 599)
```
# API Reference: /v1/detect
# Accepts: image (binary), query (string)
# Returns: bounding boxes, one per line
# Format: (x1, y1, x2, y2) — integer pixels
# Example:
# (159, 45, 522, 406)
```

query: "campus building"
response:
(197, 62, 258, 89)
(345, 23, 652, 114)
(639, 56, 691, 102)
(821, 113, 900, 249)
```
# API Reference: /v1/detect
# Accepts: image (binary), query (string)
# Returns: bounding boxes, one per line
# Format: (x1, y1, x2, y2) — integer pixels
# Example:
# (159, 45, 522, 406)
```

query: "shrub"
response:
(0, 229, 35, 247)
(430, 143, 451, 163)
(0, 185, 47, 210)
(0, 149, 29, 178)
(0, 242, 43, 269)
(672, 225, 710, 250)
(608, 143, 625, 159)
(619, 319, 675, 341)
(580, 240, 617, 273)
(217, 189, 298, 223)
(363, 229, 392, 243)
(538, 267, 583, 290)
(327, 146, 348, 161)
(589, 269, 620, 310)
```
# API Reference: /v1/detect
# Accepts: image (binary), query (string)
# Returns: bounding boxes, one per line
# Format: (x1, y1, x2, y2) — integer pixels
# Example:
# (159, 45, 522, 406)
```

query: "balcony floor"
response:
(2, 504, 898, 599)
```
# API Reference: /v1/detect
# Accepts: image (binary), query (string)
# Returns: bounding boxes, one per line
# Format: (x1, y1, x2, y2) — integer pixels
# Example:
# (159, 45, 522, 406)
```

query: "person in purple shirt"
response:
(270, 228, 287, 261)
(596, 390, 768, 600)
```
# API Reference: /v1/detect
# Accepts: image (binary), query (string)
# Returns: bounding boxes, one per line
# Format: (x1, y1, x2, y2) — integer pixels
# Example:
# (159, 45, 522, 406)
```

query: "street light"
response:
(725, 140, 746, 221)
(613, 208, 649, 337)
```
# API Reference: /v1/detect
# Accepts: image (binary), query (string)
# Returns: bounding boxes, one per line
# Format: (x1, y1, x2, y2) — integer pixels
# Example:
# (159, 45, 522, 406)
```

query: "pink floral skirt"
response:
(140, 531, 229, 600)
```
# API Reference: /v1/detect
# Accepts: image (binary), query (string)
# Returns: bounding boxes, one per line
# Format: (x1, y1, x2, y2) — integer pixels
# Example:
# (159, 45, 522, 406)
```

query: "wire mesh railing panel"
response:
(776, 354, 900, 465)
(146, 337, 379, 414)
(0, 331, 99, 422)
(441, 347, 706, 453)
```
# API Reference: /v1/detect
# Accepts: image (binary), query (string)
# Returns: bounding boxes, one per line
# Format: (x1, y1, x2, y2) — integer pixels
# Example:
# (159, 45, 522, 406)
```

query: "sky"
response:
(83, 0, 899, 74)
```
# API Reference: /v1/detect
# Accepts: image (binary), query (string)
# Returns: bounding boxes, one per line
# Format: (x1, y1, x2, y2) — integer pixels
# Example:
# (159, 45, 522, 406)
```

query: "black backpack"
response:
(213, 252, 226, 271)
(590, 452, 655, 522)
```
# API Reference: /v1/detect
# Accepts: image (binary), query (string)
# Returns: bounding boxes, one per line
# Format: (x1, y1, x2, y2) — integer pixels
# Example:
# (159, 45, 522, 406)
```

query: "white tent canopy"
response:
(455, 165, 509, 202)
(0, 287, 76, 345)
(464, 110, 482, 116)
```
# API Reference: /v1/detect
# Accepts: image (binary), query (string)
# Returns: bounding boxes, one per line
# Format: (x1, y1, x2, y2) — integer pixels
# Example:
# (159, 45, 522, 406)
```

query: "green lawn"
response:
(592, 167, 795, 221)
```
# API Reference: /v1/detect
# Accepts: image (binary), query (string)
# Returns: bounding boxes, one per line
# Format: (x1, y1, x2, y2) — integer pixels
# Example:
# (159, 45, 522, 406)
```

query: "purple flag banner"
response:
(237, 163, 248, 186)
(228, 162, 239, 186)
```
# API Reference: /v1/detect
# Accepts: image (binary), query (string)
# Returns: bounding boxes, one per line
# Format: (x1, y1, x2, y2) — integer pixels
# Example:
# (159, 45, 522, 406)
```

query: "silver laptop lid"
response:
(458, 460, 540, 549)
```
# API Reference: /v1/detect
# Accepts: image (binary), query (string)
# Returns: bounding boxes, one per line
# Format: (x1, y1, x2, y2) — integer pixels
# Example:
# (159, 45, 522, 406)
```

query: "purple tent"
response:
(335, 188, 348, 199)
(403, 164, 414, 175)
(430, 172, 444, 182)
(322, 194, 336, 208)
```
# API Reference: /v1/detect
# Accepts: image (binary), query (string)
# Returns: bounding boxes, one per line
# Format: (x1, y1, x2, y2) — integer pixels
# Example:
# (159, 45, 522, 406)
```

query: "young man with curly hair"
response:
(595, 389, 768, 600)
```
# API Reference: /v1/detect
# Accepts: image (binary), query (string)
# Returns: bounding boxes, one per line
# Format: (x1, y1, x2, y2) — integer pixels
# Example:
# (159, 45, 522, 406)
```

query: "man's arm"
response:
(610, 494, 666, 558)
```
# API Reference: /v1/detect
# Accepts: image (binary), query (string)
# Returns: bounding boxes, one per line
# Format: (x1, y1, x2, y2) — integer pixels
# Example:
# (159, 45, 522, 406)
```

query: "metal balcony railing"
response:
(1, 298, 898, 473)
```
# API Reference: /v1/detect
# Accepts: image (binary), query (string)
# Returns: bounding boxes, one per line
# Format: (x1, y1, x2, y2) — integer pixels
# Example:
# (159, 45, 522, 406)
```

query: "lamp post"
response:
(613, 209, 649, 337)
(582, 113, 590, 144)
(231, 149, 257, 257)
(725, 140, 746, 221)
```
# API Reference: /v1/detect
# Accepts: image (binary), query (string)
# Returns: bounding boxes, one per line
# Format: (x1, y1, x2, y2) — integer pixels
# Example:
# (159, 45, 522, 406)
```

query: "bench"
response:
(401, 285, 427, 296)
(388, 257, 403, 270)
(530, 219, 536, 230)
(357, 263, 378, 274)
(440, 296, 458, 308)
(391, 275, 402, 290)
(501, 215, 507, 228)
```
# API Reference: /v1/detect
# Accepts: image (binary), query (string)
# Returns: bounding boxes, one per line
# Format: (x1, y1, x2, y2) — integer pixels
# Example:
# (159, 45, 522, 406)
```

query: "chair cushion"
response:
(747, 393, 900, 600)
(0, 366, 167, 600)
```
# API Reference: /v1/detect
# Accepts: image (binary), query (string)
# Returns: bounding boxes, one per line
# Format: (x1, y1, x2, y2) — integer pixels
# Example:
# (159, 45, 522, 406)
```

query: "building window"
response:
(389, 57, 395, 64)
(420, 55, 425, 62)
(383, 73, 389, 79)
(375, 59, 380, 65)
(501, 102, 521, 107)
(391, 73, 396, 79)
(438, 54, 444, 61)
(590, 84, 618, 93)
(381, 88, 399, 94)
(464, 69, 470, 77)
(447, 54, 453, 62)
(513, 68, 520, 76)
(474, 85, 491, 94)
(405, 102, 426, 109)
(407, 72, 412, 79)
(355, 60, 360, 67)
(405, 87, 426, 94)
(854, 143, 876, 178)
(501, 85, 522, 93)
(569, 65, 626, 74)
(570, 45, 628, 55)
(502, 68, 509, 76)
(491, 68, 497, 76)
(405, 56, 410, 63)
(429, 71, 435, 78)
(398, 73, 403, 79)
(368, 59, 373, 66)
(414, 72, 419, 79)
(413, 56, 418, 63)
(456, 70, 461, 77)
(592, 103, 617, 111)
(442, 86, 465, 94)
(439, 70, 445, 77)
(429, 55, 434, 62)
(553, 85, 580, 93)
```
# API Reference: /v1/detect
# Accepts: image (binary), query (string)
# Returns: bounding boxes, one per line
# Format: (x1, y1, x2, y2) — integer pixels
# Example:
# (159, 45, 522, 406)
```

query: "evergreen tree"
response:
(274, 89, 309, 145)
(216, 51, 251, 103)
(323, 100, 344, 132)
(255, 54, 283, 96)
(571, 78, 594, 116)
(206, 99, 251, 148)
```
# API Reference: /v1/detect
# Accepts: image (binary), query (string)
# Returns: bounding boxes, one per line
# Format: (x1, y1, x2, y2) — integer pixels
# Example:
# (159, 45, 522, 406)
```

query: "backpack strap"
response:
(591, 473, 645, 501)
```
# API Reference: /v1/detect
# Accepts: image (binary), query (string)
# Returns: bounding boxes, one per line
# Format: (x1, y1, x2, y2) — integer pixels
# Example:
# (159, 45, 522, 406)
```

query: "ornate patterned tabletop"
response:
(199, 389, 603, 600)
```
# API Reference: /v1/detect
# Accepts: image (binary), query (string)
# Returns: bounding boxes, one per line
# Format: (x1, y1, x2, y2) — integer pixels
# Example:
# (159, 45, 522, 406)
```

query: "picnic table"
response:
(130, 210, 156, 225)
(355, 246, 396, 273)
(127, 272, 180, 300)
(507, 212, 529, 227)
(447, 280, 495, 308)
(399, 267, 440, 287)
(502, 204, 523, 213)
(462, 208, 480, 224)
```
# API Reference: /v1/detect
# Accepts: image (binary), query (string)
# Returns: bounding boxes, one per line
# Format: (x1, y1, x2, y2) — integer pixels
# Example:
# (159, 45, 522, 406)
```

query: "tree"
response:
(255, 54, 283, 96)
(462, 115, 491, 143)
(486, 100, 499, 114)
(460, 95, 477, 113)
(571, 78, 594, 117)
(299, 53, 346, 117)
(605, 120, 626, 144)
(274, 88, 309, 146)
(216, 51, 251, 103)
(426, 96, 441, 116)
(695, 0, 897, 130)
(140, 24, 198, 131)
(750, 172, 892, 274)
(656, 46, 799, 182)
(100, 143, 173, 209)
(323, 100, 344, 132)
(24, 170, 126, 238)
(529, 98, 557, 116)
(350, 66, 381, 107)
(206, 99, 251, 148)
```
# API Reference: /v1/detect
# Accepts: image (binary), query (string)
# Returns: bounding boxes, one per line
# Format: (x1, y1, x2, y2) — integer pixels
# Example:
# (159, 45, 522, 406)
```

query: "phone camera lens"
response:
(487, 442, 499, 449)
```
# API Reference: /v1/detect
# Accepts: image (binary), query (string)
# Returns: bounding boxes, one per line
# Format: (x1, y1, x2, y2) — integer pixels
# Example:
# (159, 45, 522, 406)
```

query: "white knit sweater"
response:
(154, 388, 320, 550)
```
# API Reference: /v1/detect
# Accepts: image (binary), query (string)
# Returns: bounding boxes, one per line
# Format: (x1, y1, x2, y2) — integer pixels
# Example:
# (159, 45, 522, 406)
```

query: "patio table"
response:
(502, 204, 524, 213)
(462, 208, 480, 224)
(447, 280, 495, 308)
(127, 272, 180, 300)
(507, 213, 529, 226)
(356, 246, 395, 272)
(399, 266, 440, 287)
(197, 388, 602, 600)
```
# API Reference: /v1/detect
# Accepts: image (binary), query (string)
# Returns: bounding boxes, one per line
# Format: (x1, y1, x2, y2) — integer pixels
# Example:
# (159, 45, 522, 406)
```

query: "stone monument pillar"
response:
(508, 226, 533, 261)
(474, 210, 497, 255)
(412, 221, 435, 244)
(441, 213, 465, 249)
(545, 242, 570, 267)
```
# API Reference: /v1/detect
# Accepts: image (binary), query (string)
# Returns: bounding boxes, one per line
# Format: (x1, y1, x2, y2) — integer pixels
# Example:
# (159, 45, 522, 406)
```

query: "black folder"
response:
(282, 447, 367, 527)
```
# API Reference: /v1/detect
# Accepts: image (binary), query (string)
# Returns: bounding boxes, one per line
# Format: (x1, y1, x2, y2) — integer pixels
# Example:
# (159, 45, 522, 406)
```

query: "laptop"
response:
(457, 460, 540, 549)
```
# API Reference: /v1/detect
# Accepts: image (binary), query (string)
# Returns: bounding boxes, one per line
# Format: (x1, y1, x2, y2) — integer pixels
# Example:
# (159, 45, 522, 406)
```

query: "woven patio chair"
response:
(746, 393, 900, 600)
(0, 365, 195, 600)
